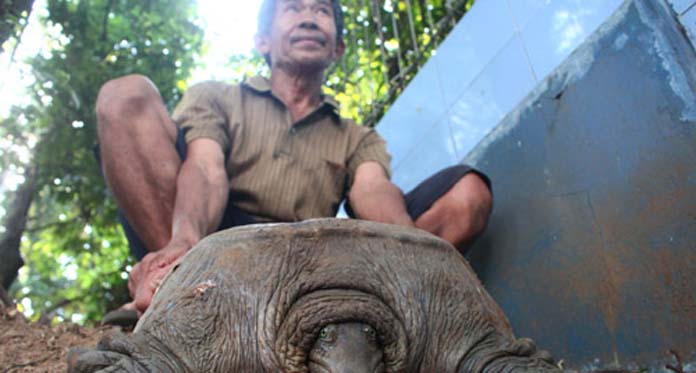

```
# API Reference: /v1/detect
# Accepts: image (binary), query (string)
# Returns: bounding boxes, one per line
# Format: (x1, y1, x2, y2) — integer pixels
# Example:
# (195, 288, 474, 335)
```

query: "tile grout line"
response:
(680, 2, 696, 15)
(505, 0, 539, 83)
(394, 0, 538, 170)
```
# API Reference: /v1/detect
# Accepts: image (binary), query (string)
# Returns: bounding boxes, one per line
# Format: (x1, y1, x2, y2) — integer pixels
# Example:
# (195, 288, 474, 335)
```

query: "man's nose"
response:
(298, 19, 320, 31)
(296, 5, 320, 30)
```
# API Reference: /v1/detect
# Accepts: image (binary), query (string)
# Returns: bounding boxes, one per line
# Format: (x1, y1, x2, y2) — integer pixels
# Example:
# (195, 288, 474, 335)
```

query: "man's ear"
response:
(333, 38, 346, 60)
(254, 33, 270, 56)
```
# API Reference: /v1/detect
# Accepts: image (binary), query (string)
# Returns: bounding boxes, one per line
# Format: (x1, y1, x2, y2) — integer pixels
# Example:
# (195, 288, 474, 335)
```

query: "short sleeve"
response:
(171, 81, 231, 154)
(346, 128, 392, 187)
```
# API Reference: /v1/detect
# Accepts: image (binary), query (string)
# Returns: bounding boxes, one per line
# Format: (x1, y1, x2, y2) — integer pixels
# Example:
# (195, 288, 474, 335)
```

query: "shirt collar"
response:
(242, 75, 341, 119)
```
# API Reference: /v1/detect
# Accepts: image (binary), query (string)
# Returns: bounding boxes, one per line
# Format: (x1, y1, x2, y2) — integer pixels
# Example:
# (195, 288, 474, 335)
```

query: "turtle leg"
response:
(67, 331, 186, 373)
(308, 322, 385, 373)
(67, 345, 147, 373)
(457, 335, 560, 373)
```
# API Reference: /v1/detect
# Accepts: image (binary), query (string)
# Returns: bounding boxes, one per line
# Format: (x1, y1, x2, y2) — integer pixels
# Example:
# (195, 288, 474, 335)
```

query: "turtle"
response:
(69, 218, 557, 372)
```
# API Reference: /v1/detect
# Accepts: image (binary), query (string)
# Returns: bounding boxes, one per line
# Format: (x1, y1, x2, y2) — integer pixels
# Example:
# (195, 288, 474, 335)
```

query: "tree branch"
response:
(0, 163, 37, 289)
(100, 0, 116, 42)
(0, 286, 14, 309)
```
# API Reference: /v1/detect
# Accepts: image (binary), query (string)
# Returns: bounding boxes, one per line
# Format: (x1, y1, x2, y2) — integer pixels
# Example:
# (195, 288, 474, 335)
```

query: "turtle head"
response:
(308, 322, 385, 373)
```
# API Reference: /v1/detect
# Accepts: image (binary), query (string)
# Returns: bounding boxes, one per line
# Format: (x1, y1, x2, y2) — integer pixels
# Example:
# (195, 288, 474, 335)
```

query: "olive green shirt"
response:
(171, 76, 391, 222)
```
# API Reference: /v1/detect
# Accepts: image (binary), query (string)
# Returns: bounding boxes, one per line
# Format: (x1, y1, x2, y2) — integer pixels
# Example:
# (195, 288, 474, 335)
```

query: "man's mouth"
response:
(291, 36, 326, 47)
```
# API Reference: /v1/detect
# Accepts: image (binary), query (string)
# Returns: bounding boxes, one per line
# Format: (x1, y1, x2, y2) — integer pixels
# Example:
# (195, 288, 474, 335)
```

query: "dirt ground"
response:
(0, 306, 119, 373)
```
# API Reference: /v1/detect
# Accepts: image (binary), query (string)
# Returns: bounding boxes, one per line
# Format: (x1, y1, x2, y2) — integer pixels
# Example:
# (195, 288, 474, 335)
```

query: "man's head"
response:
(255, 0, 345, 72)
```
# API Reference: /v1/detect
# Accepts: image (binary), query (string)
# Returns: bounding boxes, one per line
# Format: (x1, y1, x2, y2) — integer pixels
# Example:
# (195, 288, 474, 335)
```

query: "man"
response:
(95, 0, 492, 316)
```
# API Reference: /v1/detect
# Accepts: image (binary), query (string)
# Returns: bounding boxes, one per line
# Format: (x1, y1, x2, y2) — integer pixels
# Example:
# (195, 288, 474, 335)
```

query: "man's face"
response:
(256, 0, 345, 72)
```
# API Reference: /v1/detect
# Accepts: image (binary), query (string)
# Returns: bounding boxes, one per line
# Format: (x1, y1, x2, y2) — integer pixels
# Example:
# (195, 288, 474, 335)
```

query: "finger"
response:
(133, 279, 156, 313)
(120, 301, 137, 311)
(127, 263, 142, 296)
(132, 257, 175, 313)
(128, 277, 136, 298)
(155, 252, 177, 268)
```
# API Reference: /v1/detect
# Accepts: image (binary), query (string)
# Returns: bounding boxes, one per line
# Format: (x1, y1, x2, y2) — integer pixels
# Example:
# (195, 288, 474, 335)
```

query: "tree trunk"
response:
(0, 285, 14, 310)
(0, 163, 37, 290)
(0, 0, 36, 54)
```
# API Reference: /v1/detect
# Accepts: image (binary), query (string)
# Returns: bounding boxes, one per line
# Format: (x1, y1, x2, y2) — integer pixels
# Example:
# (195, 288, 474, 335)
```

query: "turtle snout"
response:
(308, 322, 385, 373)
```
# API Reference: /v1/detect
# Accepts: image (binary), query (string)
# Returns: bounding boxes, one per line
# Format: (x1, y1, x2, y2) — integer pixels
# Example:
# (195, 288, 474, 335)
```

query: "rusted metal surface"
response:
(464, 0, 696, 370)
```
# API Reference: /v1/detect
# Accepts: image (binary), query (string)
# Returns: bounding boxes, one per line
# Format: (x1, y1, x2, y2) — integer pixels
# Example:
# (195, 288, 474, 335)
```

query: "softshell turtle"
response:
(69, 218, 557, 372)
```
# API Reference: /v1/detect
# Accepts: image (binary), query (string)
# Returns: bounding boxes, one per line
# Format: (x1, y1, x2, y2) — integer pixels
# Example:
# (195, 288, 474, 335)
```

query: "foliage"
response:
(0, 0, 35, 53)
(328, 0, 475, 126)
(3, 0, 203, 324)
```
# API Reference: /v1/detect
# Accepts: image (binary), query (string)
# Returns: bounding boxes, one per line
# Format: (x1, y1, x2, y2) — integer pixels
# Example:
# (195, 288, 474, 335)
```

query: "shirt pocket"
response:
(296, 158, 348, 218)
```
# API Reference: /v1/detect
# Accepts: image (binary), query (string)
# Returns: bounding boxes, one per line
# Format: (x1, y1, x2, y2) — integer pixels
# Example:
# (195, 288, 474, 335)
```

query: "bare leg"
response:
(414, 173, 493, 253)
(96, 74, 180, 253)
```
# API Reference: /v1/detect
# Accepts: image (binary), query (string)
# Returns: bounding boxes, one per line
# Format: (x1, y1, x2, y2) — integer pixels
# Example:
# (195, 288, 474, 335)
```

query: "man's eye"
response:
(316, 6, 331, 15)
(286, 4, 300, 12)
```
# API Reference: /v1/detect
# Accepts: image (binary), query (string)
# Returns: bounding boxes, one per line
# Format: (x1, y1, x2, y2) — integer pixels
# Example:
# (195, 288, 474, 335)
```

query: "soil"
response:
(0, 306, 121, 373)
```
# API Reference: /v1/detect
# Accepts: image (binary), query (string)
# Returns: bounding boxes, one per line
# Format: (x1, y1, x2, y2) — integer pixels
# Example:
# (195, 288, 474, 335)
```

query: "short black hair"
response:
(257, 0, 345, 42)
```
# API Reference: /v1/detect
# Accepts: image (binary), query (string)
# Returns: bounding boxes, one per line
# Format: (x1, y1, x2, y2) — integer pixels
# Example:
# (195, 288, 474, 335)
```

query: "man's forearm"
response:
(167, 157, 228, 249)
(349, 178, 414, 227)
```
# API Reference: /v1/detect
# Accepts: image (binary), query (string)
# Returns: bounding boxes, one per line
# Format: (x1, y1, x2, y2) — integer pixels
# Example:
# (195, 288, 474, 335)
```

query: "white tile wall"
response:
(392, 120, 459, 190)
(519, 0, 624, 82)
(376, 64, 449, 166)
(506, 0, 549, 31)
(377, 0, 631, 189)
(431, 0, 517, 109)
(679, 4, 696, 49)
(668, 0, 696, 14)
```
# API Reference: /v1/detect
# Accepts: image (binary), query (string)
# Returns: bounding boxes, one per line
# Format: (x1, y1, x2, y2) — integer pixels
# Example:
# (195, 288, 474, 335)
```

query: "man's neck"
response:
(270, 67, 325, 123)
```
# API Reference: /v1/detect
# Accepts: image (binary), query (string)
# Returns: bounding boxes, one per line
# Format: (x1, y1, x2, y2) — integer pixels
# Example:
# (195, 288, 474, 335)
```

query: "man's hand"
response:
(128, 241, 191, 314)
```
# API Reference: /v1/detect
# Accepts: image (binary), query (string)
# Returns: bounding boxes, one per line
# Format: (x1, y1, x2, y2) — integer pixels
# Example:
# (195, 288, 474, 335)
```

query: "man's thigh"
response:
(102, 127, 256, 260)
(99, 128, 188, 260)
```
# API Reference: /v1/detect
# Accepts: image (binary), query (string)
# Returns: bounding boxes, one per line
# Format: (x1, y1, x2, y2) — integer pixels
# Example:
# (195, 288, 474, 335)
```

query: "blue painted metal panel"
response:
(463, 0, 696, 369)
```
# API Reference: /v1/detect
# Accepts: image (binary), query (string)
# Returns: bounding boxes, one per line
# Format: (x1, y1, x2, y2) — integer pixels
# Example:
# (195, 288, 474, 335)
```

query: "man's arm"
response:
(348, 161, 414, 227)
(168, 138, 229, 250)
(130, 138, 228, 313)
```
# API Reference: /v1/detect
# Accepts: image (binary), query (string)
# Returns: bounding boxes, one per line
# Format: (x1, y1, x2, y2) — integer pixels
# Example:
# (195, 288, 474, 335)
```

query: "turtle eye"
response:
(318, 324, 336, 343)
(363, 325, 377, 341)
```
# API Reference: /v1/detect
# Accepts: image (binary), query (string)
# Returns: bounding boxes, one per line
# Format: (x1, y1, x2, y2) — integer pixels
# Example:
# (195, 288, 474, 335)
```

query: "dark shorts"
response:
(107, 129, 491, 260)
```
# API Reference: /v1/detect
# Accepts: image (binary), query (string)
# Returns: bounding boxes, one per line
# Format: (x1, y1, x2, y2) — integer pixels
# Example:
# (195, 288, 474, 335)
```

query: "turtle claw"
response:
(101, 309, 139, 328)
(67, 331, 186, 372)
(67, 346, 143, 373)
(67, 332, 149, 373)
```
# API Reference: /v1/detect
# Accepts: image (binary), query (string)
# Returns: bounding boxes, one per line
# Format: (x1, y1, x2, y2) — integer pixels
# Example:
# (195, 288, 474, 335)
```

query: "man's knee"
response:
(439, 173, 493, 235)
(96, 74, 160, 130)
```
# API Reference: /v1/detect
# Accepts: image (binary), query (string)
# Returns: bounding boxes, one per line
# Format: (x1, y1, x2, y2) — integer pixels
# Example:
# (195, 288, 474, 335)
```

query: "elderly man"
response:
(95, 0, 492, 316)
